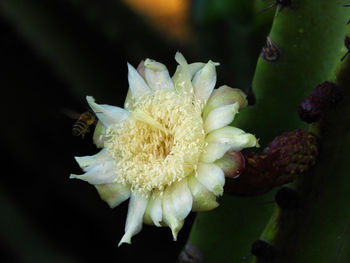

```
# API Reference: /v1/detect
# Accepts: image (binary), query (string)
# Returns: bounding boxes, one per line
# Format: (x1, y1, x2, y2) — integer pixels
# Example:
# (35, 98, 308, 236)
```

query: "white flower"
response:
(70, 52, 258, 246)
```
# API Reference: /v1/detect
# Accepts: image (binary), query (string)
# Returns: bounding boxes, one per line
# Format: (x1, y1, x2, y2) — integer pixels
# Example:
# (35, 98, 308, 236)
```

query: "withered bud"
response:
(298, 81, 342, 123)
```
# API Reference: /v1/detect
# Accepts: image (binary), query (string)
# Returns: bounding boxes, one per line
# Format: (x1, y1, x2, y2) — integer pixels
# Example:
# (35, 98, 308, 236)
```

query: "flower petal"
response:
(143, 191, 163, 226)
(92, 120, 107, 148)
(206, 126, 259, 150)
(189, 62, 206, 77)
(70, 161, 117, 185)
(173, 52, 194, 93)
(144, 59, 174, 91)
(202, 85, 248, 120)
(196, 162, 225, 196)
(192, 60, 217, 103)
(187, 174, 219, 212)
(200, 143, 230, 163)
(118, 192, 149, 246)
(86, 96, 130, 128)
(127, 62, 151, 100)
(162, 179, 193, 241)
(95, 182, 131, 208)
(74, 149, 111, 171)
(124, 88, 135, 111)
(123, 61, 147, 111)
(201, 126, 259, 163)
(172, 62, 205, 82)
(136, 60, 146, 79)
(204, 102, 239, 134)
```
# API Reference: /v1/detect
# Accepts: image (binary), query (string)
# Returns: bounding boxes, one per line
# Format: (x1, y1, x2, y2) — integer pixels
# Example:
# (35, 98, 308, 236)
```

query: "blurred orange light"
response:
(123, 0, 190, 42)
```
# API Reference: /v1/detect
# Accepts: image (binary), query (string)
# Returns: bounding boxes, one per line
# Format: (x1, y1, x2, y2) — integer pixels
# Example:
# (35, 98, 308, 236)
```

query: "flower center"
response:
(105, 89, 206, 194)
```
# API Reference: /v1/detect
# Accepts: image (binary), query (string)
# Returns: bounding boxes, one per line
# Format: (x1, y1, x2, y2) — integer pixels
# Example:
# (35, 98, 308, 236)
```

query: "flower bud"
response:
(224, 130, 318, 196)
(215, 151, 245, 179)
(298, 81, 342, 123)
(263, 129, 318, 175)
(224, 151, 278, 196)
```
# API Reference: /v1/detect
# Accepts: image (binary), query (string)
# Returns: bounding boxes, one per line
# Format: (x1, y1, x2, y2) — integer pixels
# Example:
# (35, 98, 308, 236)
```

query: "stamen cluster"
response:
(105, 89, 205, 194)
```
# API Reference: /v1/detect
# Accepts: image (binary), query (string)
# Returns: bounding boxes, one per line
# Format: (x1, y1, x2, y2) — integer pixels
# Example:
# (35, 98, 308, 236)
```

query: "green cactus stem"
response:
(252, 30, 350, 263)
(186, 1, 348, 262)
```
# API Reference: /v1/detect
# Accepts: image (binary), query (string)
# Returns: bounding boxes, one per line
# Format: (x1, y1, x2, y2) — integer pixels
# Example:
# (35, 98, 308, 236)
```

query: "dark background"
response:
(0, 1, 271, 262)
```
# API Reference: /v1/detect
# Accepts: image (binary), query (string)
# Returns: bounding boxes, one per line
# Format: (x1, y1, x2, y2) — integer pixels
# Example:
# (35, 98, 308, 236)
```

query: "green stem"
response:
(255, 29, 350, 263)
(187, 1, 348, 262)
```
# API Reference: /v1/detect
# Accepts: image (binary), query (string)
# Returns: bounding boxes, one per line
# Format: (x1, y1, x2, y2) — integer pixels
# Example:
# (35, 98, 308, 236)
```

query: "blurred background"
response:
(0, 0, 274, 262)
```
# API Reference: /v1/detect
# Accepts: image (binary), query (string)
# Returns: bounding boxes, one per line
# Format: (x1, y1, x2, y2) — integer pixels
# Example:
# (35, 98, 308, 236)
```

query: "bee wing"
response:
(61, 108, 81, 120)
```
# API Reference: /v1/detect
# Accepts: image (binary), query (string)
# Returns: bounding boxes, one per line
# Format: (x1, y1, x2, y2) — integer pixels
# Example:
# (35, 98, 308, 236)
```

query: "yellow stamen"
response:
(131, 108, 168, 133)
(105, 89, 205, 194)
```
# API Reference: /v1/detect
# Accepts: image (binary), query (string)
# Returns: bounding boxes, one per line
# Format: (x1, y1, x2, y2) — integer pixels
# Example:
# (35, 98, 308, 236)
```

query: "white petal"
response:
(173, 52, 194, 93)
(119, 192, 149, 246)
(124, 88, 135, 111)
(206, 126, 259, 150)
(201, 126, 258, 163)
(136, 60, 146, 79)
(201, 143, 230, 163)
(204, 102, 239, 134)
(202, 85, 248, 121)
(74, 148, 111, 171)
(192, 60, 217, 103)
(172, 62, 205, 83)
(144, 191, 163, 226)
(162, 179, 193, 241)
(70, 161, 117, 185)
(196, 162, 225, 196)
(188, 62, 206, 78)
(86, 96, 130, 128)
(127, 63, 151, 100)
(187, 174, 219, 212)
(95, 182, 131, 208)
(200, 142, 230, 163)
(92, 120, 107, 148)
(144, 59, 174, 91)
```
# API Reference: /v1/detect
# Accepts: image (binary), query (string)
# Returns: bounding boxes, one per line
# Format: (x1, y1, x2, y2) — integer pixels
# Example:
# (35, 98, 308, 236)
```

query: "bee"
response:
(72, 111, 96, 138)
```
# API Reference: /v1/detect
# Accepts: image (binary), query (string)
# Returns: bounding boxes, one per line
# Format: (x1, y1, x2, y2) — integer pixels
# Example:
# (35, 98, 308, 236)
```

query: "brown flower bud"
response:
(224, 151, 278, 196)
(298, 81, 342, 123)
(224, 130, 318, 196)
(263, 129, 318, 175)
